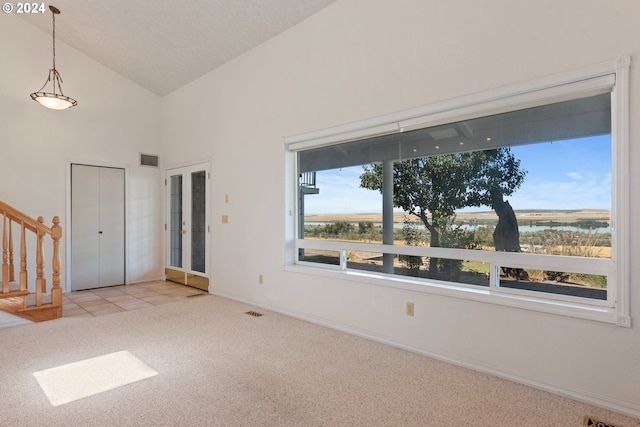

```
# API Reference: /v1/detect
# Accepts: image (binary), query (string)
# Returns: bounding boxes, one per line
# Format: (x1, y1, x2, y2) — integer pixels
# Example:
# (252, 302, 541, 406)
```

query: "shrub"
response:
(323, 221, 355, 238)
(399, 217, 424, 271)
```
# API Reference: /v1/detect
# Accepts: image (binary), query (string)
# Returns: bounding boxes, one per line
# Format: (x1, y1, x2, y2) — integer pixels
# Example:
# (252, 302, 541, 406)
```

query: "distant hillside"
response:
(306, 209, 610, 224)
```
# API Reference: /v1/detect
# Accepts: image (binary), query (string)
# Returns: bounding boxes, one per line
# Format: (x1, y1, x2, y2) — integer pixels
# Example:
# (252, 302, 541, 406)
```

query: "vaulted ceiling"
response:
(20, 0, 337, 96)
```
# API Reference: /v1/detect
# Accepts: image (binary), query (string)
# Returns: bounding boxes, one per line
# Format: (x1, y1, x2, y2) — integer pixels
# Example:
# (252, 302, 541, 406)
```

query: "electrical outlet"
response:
(406, 302, 414, 316)
(258, 274, 263, 284)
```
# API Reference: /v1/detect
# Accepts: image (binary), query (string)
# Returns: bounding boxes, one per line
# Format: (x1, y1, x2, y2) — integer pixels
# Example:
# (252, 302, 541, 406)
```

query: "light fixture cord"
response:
(50, 8, 65, 96)
(51, 9, 56, 71)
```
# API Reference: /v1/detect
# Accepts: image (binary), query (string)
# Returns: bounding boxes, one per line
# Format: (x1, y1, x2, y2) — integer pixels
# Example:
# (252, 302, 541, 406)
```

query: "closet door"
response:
(71, 164, 125, 291)
(97, 167, 126, 287)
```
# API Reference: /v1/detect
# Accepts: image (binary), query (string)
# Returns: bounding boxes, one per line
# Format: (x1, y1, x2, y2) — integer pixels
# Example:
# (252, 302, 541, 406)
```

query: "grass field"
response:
(305, 209, 610, 225)
(302, 209, 611, 292)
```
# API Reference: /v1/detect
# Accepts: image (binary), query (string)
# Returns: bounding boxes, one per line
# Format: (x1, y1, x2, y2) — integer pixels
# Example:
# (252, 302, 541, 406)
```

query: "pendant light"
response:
(30, 5, 77, 110)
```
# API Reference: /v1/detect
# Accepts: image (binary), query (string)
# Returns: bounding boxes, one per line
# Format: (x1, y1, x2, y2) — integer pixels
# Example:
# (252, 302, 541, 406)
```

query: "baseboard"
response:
(0, 311, 33, 329)
(212, 290, 640, 420)
(126, 276, 167, 286)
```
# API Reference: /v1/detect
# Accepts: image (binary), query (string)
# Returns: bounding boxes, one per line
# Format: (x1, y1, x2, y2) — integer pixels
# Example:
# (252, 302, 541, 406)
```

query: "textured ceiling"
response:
(20, 0, 336, 96)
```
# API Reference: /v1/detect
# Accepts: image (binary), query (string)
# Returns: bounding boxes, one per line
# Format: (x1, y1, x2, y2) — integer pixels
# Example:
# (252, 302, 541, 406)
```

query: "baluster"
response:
(50, 216, 62, 310)
(35, 216, 45, 307)
(2, 214, 8, 293)
(8, 219, 14, 282)
(20, 221, 27, 291)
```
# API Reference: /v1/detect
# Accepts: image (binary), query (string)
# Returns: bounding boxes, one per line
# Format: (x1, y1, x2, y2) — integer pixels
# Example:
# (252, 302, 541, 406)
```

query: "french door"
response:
(165, 164, 210, 291)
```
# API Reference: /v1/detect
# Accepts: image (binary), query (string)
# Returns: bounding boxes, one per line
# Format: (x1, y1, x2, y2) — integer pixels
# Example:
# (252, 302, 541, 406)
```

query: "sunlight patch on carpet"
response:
(34, 350, 158, 406)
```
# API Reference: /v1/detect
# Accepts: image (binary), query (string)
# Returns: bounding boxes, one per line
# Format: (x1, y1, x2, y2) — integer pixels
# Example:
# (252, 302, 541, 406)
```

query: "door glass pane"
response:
(191, 170, 206, 273)
(170, 175, 183, 268)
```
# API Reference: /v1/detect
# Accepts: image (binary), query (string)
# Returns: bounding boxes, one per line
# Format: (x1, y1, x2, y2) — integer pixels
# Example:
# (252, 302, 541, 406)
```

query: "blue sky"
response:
(304, 136, 611, 214)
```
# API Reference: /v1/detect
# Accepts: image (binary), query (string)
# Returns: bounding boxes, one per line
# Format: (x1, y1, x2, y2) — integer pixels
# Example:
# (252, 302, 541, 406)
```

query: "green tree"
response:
(399, 216, 424, 272)
(323, 221, 354, 239)
(466, 149, 527, 255)
(360, 148, 526, 274)
(358, 221, 374, 234)
(361, 154, 479, 249)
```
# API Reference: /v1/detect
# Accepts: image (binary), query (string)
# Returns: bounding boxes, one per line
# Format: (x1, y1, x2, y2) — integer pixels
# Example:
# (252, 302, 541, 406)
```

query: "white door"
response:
(165, 164, 210, 291)
(71, 164, 125, 291)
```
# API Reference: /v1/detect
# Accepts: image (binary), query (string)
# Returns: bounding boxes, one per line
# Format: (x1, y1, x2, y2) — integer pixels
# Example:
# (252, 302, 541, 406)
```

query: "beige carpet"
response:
(0, 294, 637, 426)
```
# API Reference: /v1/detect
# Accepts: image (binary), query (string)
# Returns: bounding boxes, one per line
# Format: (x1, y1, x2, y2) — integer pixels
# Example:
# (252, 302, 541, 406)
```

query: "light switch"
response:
(222, 215, 228, 223)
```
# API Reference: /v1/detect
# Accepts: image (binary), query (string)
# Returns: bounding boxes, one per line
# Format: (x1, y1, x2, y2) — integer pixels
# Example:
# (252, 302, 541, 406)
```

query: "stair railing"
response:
(0, 200, 62, 319)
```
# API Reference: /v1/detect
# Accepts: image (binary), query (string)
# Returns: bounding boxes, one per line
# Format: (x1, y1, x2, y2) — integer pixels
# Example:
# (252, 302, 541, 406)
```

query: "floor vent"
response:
(245, 311, 264, 317)
(584, 415, 620, 427)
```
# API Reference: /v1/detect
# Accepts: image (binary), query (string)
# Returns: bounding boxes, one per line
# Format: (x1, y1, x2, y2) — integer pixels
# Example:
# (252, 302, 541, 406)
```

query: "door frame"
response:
(164, 160, 211, 291)
(66, 160, 129, 293)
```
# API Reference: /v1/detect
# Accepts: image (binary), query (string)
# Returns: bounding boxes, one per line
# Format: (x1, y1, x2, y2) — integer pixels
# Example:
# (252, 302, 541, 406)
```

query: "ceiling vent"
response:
(140, 153, 159, 167)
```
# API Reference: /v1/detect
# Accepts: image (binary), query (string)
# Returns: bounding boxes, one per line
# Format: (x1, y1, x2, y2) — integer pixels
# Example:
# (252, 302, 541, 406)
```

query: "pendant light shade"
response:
(30, 5, 77, 110)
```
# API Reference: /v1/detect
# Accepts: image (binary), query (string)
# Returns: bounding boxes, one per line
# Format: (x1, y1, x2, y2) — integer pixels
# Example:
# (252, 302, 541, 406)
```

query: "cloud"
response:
(566, 172, 583, 180)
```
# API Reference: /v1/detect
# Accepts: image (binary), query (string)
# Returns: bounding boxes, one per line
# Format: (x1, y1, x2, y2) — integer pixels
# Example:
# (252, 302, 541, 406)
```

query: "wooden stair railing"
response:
(0, 200, 62, 322)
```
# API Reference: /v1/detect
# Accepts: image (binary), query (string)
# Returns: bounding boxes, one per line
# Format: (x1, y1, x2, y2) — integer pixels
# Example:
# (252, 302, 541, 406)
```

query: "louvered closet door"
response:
(71, 164, 125, 291)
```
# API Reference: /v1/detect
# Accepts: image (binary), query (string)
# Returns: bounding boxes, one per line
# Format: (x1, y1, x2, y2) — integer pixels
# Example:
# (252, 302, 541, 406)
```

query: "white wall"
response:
(161, 0, 640, 416)
(0, 17, 164, 288)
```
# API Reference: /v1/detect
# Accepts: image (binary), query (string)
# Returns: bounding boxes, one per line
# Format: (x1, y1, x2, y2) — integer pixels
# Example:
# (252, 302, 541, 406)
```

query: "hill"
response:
(305, 209, 610, 224)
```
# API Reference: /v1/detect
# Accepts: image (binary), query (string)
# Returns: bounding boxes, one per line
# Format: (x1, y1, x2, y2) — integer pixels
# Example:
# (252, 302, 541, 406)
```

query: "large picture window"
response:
(285, 58, 630, 326)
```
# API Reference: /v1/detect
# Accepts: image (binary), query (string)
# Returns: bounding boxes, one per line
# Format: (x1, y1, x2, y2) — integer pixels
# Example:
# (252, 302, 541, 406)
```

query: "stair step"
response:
(1, 283, 53, 304)
(1, 281, 21, 292)
(1, 282, 32, 299)
(25, 293, 52, 306)
(0, 293, 54, 306)
(0, 281, 61, 322)
(16, 304, 62, 322)
(0, 289, 30, 300)
(0, 297, 61, 322)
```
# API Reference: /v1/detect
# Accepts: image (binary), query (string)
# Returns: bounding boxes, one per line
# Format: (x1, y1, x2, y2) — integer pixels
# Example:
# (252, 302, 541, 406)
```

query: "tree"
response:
(361, 153, 480, 274)
(360, 148, 526, 275)
(466, 149, 528, 279)
(466, 149, 527, 253)
(361, 154, 479, 248)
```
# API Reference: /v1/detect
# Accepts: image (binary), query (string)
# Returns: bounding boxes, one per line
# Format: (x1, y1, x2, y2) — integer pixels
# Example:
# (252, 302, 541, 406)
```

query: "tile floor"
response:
(62, 280, 208, 318)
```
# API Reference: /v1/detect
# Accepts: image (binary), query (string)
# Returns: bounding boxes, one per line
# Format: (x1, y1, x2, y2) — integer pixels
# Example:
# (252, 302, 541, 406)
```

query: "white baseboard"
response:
(212, 290, 640, 420)
(0, 311, 33, 329)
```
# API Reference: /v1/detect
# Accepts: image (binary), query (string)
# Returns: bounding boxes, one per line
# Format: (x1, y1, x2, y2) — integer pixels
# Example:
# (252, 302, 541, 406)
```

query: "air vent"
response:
(140, 153, 159, 167)
(245, 311, 263, 317)
(584, 415, 620, 427)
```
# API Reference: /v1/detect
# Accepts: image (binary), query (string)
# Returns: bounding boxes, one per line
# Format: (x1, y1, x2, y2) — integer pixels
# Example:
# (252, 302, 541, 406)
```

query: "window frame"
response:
(284, 57, 631, 327)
